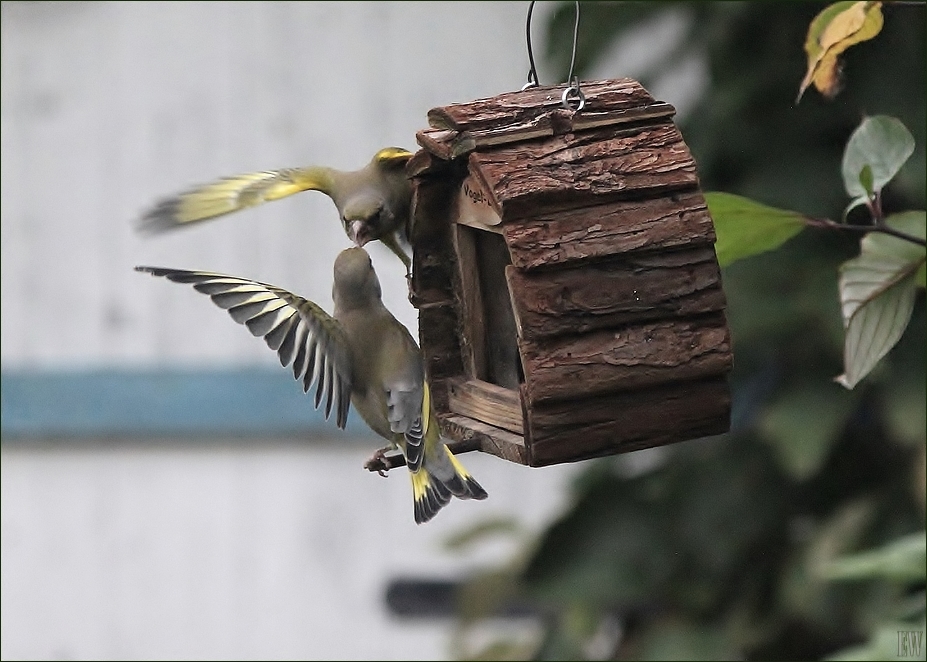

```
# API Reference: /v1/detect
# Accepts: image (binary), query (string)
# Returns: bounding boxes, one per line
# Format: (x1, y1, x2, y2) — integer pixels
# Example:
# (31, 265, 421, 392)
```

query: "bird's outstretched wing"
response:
(137, 166, 337, 233)
(135, 266, 353, 428)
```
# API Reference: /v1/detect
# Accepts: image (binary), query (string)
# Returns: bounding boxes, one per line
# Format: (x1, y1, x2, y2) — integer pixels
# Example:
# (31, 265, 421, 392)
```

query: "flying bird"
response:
(135, 247, 486, 523)
(138, 147, 415, 273)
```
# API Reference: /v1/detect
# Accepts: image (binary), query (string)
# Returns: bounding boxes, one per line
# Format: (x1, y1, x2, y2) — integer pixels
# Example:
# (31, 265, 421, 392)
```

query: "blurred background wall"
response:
(1, 2, 700, 659)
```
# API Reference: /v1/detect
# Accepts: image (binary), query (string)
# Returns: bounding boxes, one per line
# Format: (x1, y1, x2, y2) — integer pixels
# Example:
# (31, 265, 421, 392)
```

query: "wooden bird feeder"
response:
(406, 78, 733, 467)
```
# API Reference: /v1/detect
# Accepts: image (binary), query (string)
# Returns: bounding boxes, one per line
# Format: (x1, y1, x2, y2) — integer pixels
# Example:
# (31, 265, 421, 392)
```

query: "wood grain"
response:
(470, 122, 698, 220)
(520, 314, 732, 404)
(407, 77, 733, 465)
(427, 78, 661, 132)
(506, 246, 726, 340)
(409, 167, 464, 307)
(438, 413, 529, 465)
(452, 224, 487, 381)
(447, 378, 523, 435)
(524, 377, 731, 466)
(417, 301, 463, 388)
(502, 190, 715, 270)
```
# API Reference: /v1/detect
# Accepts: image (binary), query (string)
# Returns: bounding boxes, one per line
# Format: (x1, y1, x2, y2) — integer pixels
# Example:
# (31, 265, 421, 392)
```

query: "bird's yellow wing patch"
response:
(373, 147, 413, 168)
(139, 166, 336, 231)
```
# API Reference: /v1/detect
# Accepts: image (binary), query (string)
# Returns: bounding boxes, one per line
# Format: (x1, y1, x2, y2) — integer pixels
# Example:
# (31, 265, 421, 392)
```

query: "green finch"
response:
(135, 247, 486, 523)
(138, 147, 415, 273)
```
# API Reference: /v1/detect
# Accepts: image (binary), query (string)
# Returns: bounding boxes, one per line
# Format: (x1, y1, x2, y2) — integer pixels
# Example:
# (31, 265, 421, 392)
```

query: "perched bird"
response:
(135, 247, 486, 524)
(138, 147, 415, 273)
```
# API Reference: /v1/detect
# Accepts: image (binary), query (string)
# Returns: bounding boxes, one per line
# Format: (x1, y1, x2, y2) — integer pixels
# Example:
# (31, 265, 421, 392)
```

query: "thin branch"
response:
(805, 216, 927, 246)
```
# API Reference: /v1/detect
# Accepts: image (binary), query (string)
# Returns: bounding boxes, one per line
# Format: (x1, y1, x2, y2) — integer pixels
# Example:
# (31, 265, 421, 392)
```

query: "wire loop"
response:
(561, 76, 585, 111)
(522, 1, 583, 110)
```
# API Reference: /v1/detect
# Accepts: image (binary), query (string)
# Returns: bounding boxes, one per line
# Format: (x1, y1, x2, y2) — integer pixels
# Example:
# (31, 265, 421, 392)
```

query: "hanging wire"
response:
(522, 0, 540, 90)
(522, 0, 585, 111)
(564, 1, 580, 89)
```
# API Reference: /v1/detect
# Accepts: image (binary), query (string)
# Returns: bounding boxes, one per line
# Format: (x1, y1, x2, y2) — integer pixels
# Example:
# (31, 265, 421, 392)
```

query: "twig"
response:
(805, 217, 926, 247)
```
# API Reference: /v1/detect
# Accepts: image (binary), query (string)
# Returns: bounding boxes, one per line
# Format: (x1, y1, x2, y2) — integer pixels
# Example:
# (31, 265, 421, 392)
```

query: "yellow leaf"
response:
(797, 1, 884, 102)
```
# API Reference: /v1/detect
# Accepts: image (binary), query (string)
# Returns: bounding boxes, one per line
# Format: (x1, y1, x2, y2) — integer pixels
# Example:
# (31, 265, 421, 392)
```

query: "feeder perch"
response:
(407, 78, 733, 467)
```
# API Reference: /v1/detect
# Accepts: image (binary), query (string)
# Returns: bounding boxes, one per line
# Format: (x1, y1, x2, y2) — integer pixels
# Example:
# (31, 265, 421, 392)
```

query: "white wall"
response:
(1, 0, 553, 368)
(2, 440, 579, 661)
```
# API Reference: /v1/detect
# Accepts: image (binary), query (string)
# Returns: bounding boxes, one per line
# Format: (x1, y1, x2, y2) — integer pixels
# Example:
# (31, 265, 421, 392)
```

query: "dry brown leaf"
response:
(797, 1, 884, 102)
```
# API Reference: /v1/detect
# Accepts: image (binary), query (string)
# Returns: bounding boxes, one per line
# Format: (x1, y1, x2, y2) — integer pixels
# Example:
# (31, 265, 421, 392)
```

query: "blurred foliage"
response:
(452, 2, 925, 660)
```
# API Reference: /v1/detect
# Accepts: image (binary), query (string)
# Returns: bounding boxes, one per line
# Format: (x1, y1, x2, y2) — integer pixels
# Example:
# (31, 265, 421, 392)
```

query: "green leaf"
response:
(842, 115, 915, 199)
(836, 212, 927, 388)
(706, 192, 807, 267)
(859, 164, 874, 198)
(633, 620, 737, 661)
(758, 384, 856, 479)
(822, 531, 927, 583)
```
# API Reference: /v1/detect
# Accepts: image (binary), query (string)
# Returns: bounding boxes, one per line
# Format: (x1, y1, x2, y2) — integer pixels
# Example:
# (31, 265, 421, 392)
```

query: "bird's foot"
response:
(405, 270, 415, 301)
(364, 447, 391, 477)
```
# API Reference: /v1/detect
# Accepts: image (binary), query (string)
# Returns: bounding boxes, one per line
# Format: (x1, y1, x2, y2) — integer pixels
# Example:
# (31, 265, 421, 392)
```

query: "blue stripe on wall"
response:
(1, 369, 375, 439)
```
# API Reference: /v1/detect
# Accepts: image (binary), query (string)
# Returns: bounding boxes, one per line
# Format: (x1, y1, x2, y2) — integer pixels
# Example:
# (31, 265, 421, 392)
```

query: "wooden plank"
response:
(427, 78, 662, 132)
(470, 122, 698, 221)
(414, 128, 457, 161)
(502, 191, 716, 270)
(417, 302, 463, 386)
(524, 377, 731, 466)
(406, 148, 449, 178)
(452, 224, 488, 381)
(409, 173, 462, 307)
(409, 244, 456, 308)
(569, 103, 676, 133)
(520, 313, 733, 404)
(447, 378, 523, 435)
(438, 413, 529, 465)
(505, 246, 727, 340)
(445, 103, 679, 157)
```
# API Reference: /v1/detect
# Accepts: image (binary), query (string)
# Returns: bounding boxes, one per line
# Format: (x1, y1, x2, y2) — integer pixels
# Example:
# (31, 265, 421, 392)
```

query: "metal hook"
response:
(522, 1, 584, 110)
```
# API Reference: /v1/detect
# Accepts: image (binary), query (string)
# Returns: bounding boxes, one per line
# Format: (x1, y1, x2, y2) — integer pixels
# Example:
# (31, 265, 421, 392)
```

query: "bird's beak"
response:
(348, 220, 371, 247)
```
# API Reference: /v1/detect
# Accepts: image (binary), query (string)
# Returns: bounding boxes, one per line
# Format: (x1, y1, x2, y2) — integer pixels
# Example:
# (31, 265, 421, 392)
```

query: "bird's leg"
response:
(378, 231, 414, 300)
(381, 233, 412, 279)
(364, 445, 394, 477)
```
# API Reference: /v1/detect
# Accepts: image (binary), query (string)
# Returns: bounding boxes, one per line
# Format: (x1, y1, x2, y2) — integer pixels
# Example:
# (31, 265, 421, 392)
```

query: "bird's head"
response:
(333, 246, 382, 307)
(341, 195, 393, 249)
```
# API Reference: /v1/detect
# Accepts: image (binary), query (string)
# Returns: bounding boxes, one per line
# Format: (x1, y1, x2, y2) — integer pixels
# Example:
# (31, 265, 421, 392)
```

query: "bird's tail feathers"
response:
(410, 446, 488, 524)
(411, 470, 452, 525)
(442, 447, 489, 501)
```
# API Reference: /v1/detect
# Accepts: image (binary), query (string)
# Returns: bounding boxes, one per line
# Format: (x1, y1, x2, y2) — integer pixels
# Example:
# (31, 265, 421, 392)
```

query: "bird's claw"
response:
(364, 447, 391, 477)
